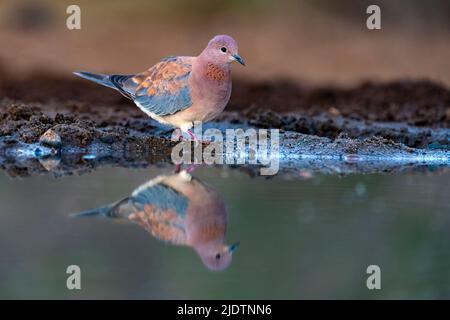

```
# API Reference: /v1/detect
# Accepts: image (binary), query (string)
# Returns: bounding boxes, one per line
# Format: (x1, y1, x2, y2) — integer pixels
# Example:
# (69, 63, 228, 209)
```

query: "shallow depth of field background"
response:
(0, 0, 449, 86)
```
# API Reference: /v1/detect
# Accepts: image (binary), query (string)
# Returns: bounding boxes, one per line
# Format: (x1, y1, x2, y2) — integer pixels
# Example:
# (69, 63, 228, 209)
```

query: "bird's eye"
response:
(220, 47, 227, 53)
(215, 253, 221, 260)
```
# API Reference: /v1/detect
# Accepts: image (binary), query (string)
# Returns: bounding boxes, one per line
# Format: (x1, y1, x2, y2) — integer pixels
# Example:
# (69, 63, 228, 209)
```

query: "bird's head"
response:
(202, 35, 245, 66)
(197, 241, 240, 271)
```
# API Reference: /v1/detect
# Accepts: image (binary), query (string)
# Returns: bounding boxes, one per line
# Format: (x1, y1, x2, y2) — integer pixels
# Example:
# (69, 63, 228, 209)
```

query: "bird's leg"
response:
(186, 129, 211, 145)
(173, 128, 184, 141)
(187, 129, 198, 141)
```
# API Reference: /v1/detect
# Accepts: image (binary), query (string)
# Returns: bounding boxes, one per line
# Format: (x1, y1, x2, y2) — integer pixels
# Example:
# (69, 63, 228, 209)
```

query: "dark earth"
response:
(0, 65, 449, 177)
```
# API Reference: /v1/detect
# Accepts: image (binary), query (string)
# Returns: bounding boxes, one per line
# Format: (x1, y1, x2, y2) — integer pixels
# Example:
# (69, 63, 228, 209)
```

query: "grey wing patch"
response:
(134, 83, 192, 116)
(129, 57, 193, 117)
(108, 197, 140, 219)
(128, 183, 190, 245)
(131, 184, 189, 217)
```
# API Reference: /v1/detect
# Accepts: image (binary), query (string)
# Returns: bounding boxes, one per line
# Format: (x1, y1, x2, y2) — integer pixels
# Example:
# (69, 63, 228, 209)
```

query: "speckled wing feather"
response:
(121, 56, 193, 116)
(73, 178, 189, 244)
(124, 183, 189, 245)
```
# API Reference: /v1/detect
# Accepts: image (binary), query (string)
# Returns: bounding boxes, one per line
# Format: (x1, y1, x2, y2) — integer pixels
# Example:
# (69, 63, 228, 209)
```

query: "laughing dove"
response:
(73, 170, 239, 271)
(74, 35, 245, 140)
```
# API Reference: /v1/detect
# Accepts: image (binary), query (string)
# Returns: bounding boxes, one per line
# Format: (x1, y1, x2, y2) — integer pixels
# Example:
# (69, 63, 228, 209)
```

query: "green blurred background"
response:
(0, 166, 449, 299)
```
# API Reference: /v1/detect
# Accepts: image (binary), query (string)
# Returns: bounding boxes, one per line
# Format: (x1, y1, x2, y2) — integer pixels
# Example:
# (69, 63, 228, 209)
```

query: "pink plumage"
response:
(74, 35, 245, 140)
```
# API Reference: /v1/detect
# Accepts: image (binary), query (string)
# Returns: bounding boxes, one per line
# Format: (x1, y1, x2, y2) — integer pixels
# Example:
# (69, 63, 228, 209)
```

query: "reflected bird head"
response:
(198, 241, 239, 271)
(72, 170, 239, 271)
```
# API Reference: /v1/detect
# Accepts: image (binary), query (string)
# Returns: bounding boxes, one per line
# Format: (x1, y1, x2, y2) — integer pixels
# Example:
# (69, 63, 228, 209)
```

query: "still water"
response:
(0, 166, 449, 299)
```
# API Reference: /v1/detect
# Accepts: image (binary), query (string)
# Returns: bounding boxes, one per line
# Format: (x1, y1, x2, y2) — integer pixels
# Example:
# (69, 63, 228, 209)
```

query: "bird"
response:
(74, 34, 245, 141)
(72, 170, 239, 271)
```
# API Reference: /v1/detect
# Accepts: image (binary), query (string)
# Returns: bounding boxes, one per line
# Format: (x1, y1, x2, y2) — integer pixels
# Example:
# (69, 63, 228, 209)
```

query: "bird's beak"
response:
(232, 54, 246, 66)
(228, 241, 240, 253)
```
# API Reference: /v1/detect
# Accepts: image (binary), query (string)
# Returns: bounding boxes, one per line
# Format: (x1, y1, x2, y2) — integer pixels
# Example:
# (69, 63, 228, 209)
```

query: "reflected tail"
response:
(70, 205, 111, 218)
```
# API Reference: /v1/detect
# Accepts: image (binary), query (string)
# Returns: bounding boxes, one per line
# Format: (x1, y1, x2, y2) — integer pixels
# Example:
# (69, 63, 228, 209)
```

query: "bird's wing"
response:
(127, 182, 190, 245)
(123, 56, 193, 117)
(129, 205, 187, 245)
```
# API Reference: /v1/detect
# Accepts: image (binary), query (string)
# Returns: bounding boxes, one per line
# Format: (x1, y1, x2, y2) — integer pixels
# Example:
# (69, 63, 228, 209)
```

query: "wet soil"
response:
(0, 68, 449, 177)
(1, 69, 449, 142)
(2, 69, 450, 124)
(230, 79, 450, 126)
(225, 79, 450, 149)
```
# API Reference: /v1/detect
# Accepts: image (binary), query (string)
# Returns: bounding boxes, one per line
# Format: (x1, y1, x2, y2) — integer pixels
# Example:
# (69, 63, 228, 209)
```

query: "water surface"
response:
(0, 166, 449, 299)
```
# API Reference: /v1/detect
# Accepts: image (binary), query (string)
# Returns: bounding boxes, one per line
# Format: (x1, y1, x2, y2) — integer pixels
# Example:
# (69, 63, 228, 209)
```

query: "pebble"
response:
(39, 129, 62, 148)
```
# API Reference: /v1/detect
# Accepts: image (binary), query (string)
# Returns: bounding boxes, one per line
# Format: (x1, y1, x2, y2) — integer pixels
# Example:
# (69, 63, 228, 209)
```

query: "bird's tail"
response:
(73, 71, 134, 99)
(73, 71, 116, 89)
(70, 205, 111, 218)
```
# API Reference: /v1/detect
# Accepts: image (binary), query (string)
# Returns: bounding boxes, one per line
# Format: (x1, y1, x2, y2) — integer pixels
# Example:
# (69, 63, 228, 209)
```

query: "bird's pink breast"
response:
(188, 60, 232, 122)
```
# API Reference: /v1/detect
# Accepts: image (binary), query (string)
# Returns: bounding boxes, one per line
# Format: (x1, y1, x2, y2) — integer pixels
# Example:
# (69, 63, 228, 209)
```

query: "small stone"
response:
(99, 133, 115, 144)
(328, 107, 340, 117)
(39, 129, 62, 148)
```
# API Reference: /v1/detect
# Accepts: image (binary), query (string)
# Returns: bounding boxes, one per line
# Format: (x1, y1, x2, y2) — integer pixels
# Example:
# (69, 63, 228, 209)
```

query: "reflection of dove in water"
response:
(74, 171, 239, 271)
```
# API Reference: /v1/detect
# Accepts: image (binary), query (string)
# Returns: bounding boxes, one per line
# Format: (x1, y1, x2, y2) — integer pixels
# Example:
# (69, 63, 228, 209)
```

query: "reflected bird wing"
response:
(127, 181, 190, 245)
(73, 175, 190, 245)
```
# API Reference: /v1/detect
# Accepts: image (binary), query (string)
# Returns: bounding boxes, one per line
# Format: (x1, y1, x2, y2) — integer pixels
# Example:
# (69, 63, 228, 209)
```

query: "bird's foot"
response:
(187, 130, 213, 145)
(173, 129, 199, 142)
(173, 129, 184, 142)
(174, 129, 211, 144)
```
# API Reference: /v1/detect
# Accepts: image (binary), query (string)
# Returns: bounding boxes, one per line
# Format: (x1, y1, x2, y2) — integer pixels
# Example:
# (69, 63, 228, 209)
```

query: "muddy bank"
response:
(0, 101, 174, 150)
(0, 101, 448, 178)
(0, 70, 449, 177)
(230, 79, 450, 127)
(2, 129, 449, 178)
(2, 70, 450, 127)
(225, 111, 450, 149)
(0, 69, 449, 148)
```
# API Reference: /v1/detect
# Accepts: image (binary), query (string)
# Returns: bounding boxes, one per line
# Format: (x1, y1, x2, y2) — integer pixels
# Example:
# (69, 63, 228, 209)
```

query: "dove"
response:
(73, 170, 239, 271)
(74, 35, 245, 140)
